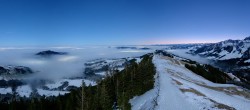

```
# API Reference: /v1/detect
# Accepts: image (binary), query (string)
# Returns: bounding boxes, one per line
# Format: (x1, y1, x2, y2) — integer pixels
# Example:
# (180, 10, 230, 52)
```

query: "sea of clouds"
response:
(0, 45, 214, 81)
(0, 46, 152, 80)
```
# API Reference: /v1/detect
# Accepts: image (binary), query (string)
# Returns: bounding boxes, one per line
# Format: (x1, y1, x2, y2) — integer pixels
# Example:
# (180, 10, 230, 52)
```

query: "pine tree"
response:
(100, 81, 112, 110)
(77, 80, 86, 110)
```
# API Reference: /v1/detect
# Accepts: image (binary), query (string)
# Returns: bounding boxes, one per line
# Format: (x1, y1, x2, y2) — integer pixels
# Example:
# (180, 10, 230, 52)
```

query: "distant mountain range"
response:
(190, 36, 250, 61)
(189, 36, 250, 84)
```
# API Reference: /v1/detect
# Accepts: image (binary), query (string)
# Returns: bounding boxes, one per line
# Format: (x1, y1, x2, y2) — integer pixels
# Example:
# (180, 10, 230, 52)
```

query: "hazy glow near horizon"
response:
(145, 40, 216, 45)
(0, 0, 250, 45)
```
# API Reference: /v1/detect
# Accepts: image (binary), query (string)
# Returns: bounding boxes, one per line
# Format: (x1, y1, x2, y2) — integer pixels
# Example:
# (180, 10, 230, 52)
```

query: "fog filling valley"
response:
(0, 46, 214, 82)
(0, 46, 152, 81)
(166, 49, 214, 65)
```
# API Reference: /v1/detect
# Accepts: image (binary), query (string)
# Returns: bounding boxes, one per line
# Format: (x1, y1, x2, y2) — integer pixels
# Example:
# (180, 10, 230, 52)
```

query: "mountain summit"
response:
(36, 50, 68, 56)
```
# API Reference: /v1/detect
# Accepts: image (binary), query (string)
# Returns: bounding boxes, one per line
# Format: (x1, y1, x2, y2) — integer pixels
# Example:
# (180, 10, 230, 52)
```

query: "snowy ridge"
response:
(130, 55, 250, 110)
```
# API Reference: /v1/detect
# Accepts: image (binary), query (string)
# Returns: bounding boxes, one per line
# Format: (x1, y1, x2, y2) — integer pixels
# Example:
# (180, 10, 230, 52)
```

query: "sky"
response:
(0, 0, 250, 46)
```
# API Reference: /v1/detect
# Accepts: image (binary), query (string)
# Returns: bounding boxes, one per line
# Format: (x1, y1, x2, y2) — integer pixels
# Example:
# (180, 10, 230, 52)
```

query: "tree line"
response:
(185, 64, 231, 84)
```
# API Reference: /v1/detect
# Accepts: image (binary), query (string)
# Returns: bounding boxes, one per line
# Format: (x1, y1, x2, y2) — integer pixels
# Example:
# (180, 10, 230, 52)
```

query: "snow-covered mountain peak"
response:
(219, 39, 240, 47)
(244, 36, 250, 41)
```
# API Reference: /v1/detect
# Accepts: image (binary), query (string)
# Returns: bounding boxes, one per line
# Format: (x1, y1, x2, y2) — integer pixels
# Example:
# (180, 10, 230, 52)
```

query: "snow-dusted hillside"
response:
(0, 65, 33, 75)
(130, 55, 250, 110)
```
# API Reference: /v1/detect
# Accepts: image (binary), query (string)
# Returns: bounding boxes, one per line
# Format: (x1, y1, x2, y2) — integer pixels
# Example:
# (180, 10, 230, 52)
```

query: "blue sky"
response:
(0, 0, 250, 46)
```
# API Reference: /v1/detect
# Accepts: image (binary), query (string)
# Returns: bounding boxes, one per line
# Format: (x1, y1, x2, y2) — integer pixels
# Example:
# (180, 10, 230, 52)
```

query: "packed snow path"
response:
(130, 55, 250, 110)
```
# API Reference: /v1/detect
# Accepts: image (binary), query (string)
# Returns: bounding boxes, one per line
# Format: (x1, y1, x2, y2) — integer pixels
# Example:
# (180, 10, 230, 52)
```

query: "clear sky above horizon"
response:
(0, 0, 250, 46)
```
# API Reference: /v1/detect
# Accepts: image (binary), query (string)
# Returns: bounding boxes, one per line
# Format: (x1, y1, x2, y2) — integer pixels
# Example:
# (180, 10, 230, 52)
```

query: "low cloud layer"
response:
(166, 49, 213, 65)
(0, 46, 151, 80)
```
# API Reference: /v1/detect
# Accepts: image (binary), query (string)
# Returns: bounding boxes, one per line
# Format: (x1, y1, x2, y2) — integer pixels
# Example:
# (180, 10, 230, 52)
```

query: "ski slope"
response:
(130, 55, 250, 110)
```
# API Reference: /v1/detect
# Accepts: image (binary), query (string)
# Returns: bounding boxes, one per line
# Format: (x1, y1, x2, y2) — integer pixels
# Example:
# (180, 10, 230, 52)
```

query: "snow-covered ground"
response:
(37, 89, 69, 97)
(0, 87, 12, 94)
(0, 79, 96, 97)
(16, 85, 32, 97)
(218, 47, 242, 60)
(46, 79, 96, 89)
(130, 55, 250, 110)
(226, 73, 241, 82)
(244, 59, 250, 63)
